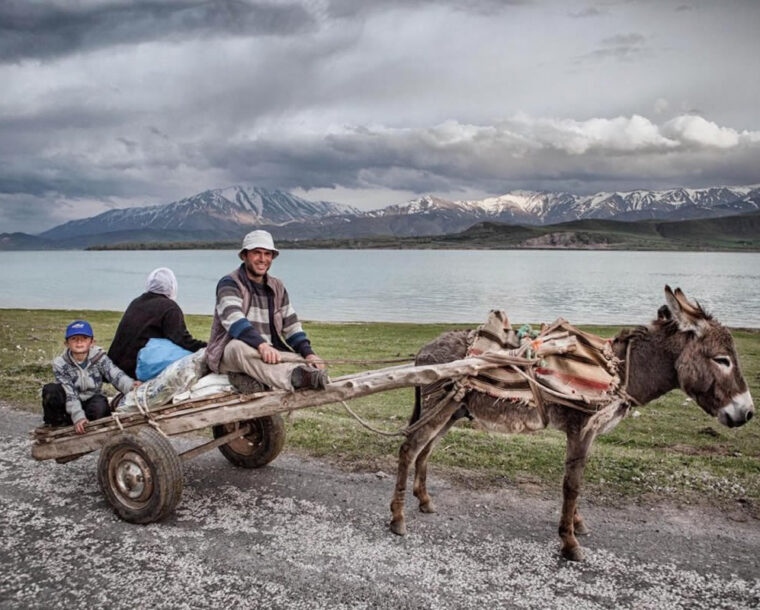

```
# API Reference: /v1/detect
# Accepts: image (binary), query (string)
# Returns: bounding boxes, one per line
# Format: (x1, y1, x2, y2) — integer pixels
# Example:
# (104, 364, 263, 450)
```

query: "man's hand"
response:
(74, 418, 87, 434)
(132, 381, 142, 389)
(258, 343, 281, 364)
(305, 353, 326, 370)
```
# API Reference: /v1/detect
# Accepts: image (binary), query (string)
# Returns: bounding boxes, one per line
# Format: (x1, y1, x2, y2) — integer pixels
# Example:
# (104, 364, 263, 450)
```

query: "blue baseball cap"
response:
(65, 320, 93, 339)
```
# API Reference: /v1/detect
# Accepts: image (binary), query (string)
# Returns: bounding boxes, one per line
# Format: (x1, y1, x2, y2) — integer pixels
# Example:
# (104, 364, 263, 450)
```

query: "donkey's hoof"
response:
(574, 522, 589, 536)
(562, 545, 585, 562)
(419, 501, 437, 514)
(390, 519, 407, 536)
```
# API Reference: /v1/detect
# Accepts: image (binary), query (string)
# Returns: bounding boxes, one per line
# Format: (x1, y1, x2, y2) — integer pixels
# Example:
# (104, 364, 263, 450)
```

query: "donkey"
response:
(389, 286, 754, 561)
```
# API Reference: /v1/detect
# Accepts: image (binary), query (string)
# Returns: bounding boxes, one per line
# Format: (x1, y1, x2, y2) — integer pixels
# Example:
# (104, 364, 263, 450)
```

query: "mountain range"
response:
(39, 186, 358, 241)
(2, 183, 759, 249)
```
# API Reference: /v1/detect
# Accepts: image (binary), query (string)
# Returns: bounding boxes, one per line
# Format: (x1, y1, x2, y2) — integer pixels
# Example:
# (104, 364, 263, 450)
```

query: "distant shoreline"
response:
(84, 243, 760, 252)
(1, 307, 758, 331)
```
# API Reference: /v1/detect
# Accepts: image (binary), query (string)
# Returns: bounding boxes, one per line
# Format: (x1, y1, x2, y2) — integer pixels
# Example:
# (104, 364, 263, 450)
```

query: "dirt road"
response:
(1, 403, 758, 609)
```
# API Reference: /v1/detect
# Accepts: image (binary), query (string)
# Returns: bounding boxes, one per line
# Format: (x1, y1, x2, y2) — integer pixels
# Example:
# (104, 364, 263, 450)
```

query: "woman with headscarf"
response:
(107, 268, 207, 378)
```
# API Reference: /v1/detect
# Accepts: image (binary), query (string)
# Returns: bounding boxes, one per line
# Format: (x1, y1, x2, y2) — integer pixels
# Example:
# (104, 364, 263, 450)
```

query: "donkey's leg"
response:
(559, 425, 595, 561)
(573, 508, 589, 536)
(390, 402, 461, 536)
(413, 417, 457, 514)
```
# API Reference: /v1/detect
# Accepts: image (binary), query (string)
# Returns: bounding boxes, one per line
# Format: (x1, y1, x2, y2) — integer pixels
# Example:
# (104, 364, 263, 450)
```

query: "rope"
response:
(505, 363, 600, 411)
(135, 386, 149, 418)
(339, 401, 407, 437)
(310, 356, 415, 366)
(133, 385, 171, 440)
(405, 382, 466, 436)
(111, 411, 124, 432)
(338, 380, 467, 438)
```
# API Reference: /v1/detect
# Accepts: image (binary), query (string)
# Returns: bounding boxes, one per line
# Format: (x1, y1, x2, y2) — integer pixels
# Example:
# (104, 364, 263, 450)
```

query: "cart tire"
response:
(212, 415, 286, 468)
(97, 427, 183, 524)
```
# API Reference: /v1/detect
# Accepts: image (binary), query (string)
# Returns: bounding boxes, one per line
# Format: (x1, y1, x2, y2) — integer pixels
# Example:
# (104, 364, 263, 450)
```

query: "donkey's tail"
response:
(410, 386, 422, 425)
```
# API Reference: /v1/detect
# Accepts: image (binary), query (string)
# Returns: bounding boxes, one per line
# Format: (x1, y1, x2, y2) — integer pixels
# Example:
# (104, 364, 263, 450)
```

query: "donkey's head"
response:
(661, 285, 754, 428)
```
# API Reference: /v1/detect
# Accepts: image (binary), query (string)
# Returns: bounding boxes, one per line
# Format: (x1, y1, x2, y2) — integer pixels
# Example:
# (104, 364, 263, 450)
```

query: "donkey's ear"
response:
(664, 285, 708, 335)
(657, 305, 672, 321)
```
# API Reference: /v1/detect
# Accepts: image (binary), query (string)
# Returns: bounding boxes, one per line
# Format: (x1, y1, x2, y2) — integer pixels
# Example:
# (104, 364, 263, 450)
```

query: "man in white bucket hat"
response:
(205, 230, 328, 391)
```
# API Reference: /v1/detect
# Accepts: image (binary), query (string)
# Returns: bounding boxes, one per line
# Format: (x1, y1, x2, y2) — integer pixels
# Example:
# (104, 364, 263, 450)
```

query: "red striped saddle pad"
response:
(465, 310, 622, 411)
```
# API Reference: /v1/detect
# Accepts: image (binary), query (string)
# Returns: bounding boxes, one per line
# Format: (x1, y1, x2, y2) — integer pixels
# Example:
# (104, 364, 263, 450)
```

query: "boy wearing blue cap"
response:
(42, 320, 140, 434)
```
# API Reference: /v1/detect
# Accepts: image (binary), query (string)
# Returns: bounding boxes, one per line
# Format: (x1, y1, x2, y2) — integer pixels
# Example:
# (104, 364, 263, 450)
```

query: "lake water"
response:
(1, 249, 758, 326)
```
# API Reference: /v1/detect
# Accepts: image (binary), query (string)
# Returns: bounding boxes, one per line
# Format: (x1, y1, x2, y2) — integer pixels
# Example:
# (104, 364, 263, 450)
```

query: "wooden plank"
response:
(178, 424, 251, 462)
(31, 355, 513, 461)
(31, 391, 242, 441)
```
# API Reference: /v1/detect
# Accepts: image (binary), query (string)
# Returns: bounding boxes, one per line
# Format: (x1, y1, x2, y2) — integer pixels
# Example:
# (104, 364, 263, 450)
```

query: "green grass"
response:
(3, 309, 759, 509)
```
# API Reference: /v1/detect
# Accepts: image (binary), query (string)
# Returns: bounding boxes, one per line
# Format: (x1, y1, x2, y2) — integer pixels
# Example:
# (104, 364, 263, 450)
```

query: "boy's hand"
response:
(74, 418, 87, 434)
(133, 381, 142, 389)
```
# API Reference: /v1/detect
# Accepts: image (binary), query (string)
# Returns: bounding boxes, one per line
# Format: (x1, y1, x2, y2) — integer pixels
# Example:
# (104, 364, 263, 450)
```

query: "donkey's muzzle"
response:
(718, 391, 755, 428)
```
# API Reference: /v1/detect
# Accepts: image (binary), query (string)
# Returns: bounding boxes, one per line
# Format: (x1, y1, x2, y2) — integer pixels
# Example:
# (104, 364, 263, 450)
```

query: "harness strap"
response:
(524, 365, 548, 426)
(618, 338, 642, 407)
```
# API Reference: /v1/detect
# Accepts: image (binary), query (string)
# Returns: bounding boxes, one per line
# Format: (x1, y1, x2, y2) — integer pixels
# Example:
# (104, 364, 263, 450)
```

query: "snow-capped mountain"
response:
(36, 183, 760, 245)
(375, 186, 760, 226)
(40, 186, 359, 240)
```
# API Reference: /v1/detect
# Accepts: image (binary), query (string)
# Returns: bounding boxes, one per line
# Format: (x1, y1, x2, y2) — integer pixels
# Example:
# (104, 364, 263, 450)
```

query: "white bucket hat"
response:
(239, 230, 279, 260)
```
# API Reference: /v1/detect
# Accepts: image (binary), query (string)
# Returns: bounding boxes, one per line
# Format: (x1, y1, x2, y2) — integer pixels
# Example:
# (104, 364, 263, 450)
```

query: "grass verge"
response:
(2, 309, 759, 512)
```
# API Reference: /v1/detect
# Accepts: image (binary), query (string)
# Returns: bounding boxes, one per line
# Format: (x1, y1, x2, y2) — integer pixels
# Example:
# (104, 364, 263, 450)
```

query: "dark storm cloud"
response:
(0, 0, 316, 62)
(201, 117, 760, 196)
(148, 126, 171, 141)
(568, 7, 604, 18)
(0, 167, 144, 198)
(325, 0, 529, 20)
(0, 194, 59, 230)
(5, 113, 758, 207)
(117, 137, 139, 154)
(577, 32, 649, 63)
(602, 33, 646, 46)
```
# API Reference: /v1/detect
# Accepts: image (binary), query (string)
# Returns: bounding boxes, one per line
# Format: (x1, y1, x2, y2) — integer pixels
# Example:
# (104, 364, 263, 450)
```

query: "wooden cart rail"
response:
(31, 354, 514, 461)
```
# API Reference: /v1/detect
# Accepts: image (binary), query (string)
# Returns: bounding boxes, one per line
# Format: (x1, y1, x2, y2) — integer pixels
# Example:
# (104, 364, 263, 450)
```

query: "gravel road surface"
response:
(1, 403, 759, 609)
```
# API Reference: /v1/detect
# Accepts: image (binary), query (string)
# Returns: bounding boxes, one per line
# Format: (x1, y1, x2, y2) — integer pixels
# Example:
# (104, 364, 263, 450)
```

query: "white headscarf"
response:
(145, 267, 178, 301)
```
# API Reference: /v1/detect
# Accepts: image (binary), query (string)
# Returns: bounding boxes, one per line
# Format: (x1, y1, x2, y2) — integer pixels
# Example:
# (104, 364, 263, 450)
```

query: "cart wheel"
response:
(97, 427, 183, 524)
(212, 415, 286, 468)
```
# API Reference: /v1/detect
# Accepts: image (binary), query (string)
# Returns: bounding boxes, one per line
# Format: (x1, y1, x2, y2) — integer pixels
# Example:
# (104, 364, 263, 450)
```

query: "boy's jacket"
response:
(52, 346, 134, 424)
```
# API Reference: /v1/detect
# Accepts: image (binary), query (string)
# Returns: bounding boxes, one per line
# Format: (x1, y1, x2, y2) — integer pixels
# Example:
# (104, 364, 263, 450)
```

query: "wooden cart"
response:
(31, 356, 504, 524)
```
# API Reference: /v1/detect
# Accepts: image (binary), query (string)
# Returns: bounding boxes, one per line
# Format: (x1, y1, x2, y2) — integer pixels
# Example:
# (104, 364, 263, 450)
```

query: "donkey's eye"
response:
(712, 356, 732, 369)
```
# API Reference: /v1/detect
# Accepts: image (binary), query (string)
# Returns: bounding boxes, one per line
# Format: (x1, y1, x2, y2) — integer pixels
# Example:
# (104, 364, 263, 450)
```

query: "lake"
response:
(1, 249, 758, 326)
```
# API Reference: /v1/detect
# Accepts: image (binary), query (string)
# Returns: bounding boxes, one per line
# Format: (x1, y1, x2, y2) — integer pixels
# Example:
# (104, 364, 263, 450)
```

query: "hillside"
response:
(84, 210, 760, 252)
(0, 233, 54, 250)
(269, 211, 760, 251)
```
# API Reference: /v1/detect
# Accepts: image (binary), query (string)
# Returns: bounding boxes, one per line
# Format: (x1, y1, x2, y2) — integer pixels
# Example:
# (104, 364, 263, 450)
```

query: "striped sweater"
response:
(206, 265, 313, 372)
(52, 346, 135, 423)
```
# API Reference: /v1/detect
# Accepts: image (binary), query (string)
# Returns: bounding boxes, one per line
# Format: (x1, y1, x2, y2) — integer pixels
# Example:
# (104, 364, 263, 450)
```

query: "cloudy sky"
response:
(2, 0, 759, 233)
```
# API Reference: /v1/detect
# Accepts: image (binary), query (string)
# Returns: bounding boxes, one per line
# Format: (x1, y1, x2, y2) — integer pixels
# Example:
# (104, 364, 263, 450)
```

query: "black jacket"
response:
(107, 292, 207, 378)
